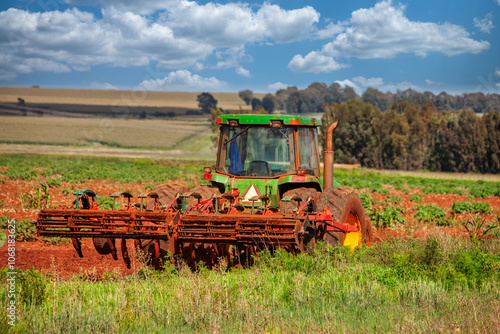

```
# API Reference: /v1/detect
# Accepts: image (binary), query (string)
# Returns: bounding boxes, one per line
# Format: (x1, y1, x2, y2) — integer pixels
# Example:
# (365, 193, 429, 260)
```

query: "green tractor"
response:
(37, 114, 373, 268)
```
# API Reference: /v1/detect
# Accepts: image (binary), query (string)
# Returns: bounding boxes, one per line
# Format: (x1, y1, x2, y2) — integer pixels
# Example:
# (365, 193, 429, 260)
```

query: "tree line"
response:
(199, 87, 500, 174)
(239, 83, 500, 114)
(320, 100, 500, 174)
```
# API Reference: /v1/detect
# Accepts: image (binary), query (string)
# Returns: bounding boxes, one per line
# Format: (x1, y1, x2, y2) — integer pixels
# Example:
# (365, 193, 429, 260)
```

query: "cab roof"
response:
(216, 114, 321, 127)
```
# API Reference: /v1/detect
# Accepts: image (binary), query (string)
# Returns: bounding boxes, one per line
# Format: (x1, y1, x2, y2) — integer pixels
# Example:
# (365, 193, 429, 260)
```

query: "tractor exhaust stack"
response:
(323, 121, 338, 190)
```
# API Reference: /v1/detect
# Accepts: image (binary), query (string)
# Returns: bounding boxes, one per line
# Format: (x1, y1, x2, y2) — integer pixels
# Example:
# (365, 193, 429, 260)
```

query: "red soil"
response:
(1, 177, 499, 278)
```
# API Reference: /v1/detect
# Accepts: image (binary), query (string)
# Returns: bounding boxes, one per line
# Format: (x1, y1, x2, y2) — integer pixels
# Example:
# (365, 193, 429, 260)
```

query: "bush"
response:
(369, 205, 406, 230)
(409, 194, 422, 202)
(0, 217, 37, 241)
(451, 201, 473, 214)
(387, 195, 402, 204)
(17, 219, 38, 241)
(414, 204, 449, 226)
(452, 201, 492, 214)
(46, 178, 62, 188)
(96, 196, 121, 210)
(358, 193, 373, 210)
(472, 202, 492, 214)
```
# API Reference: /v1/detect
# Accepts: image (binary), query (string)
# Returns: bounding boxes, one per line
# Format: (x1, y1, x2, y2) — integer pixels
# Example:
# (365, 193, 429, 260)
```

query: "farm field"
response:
(0, 116, 216, 160)
(0, 154, 499, 333)
(0, 87, 264, 110)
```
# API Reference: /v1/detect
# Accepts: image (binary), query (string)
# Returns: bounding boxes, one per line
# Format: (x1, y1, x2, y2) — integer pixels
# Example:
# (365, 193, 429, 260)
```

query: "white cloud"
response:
(268, 82, 289, 92)
(316, 22, 345, 39)
(335, 79, 359, 91)
(352, 76, 383, 87)
(235, 67, 250, 77)
(336, 77, 422, 94)
(322, 0, 489, 58)
(495, 68, 500, 77)
(288, 51, 349, 73)
(288, 0, 489, 74)
(474, 14, 494, 34)
(0, 2, 320, 79)
(256, 4, 320, 42)
(425, 79, 444, 85)
(137, 70, 227, 91)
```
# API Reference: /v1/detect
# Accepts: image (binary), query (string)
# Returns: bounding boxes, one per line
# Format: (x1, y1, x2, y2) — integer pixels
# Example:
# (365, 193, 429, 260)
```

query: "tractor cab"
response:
(215, 115, 321, 178)
(206, 115, 324, 207)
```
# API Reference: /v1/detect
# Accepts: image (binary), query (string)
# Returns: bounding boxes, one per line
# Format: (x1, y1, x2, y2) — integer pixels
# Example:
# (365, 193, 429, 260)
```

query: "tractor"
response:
(36, 114, 373, 269)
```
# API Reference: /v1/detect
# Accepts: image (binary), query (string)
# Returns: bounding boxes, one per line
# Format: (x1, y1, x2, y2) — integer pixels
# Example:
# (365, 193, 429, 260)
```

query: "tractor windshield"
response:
(217, 126, 319, 177)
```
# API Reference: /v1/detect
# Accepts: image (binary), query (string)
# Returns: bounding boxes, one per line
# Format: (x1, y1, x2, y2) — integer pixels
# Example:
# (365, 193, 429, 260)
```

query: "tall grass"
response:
(2, 236, 499, 333)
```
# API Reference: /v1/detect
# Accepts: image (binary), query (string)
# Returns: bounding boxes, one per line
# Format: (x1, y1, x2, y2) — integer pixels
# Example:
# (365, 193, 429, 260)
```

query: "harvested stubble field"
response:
(0, 155, 499, 333)
(0, 87, 264, 110)
(0, 116, 216, 160)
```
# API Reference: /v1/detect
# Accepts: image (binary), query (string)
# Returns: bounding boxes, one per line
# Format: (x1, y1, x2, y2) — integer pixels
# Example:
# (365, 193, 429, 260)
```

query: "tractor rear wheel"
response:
(184, 185, 221, 211)
(147, 182, 189, 210)
(279, 187, 320, 214)
(317, 188, 373, 248)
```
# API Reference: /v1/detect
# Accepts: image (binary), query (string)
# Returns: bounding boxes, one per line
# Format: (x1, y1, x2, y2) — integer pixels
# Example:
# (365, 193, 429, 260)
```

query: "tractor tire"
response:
(146, 182, 189, 210)
(278, 187, 321, 214)
(279, 188, 322, 252)
(184, 185, 222, 210)
(317, 187, 372, 248)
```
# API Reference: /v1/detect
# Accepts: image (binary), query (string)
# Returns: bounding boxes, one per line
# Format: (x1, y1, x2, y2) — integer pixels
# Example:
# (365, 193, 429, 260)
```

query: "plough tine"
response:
(71, 237, 83, 258)
(107, 238, 118, 260)
(121, 239, 131, 269)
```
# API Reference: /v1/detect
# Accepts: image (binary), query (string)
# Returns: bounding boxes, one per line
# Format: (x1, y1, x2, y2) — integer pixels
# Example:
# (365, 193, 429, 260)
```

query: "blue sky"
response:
(1, 0, 499, 95)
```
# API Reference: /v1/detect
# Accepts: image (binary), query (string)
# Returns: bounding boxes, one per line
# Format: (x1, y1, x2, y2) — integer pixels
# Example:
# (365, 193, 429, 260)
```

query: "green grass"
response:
(1, 237, 499, 333)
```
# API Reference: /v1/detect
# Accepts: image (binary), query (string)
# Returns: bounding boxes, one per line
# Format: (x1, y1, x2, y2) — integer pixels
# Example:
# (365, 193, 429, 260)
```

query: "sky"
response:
(0, 0, 499, 95)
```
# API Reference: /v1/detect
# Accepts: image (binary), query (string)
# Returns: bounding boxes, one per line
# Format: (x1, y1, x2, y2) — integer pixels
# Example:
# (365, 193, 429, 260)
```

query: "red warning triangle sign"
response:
(241, 184, 261, 204)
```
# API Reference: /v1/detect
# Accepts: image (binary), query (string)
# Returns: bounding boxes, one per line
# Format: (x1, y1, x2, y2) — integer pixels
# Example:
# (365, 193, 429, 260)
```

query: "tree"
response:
(362, 88, 392, 111)
(262, 94, 278, 113)
(197, 92, 217, 114)
(238, 89, 254, 105)
(321, 100, 380, 166)
(251, 98, 262, 111)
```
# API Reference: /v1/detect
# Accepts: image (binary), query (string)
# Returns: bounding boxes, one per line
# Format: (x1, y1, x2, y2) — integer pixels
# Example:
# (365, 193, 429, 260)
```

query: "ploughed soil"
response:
(1, 177, 499, 278)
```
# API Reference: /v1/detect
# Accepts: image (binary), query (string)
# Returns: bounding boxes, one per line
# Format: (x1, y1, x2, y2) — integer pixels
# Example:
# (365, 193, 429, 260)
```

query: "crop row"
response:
(2, 154, 499, 197)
